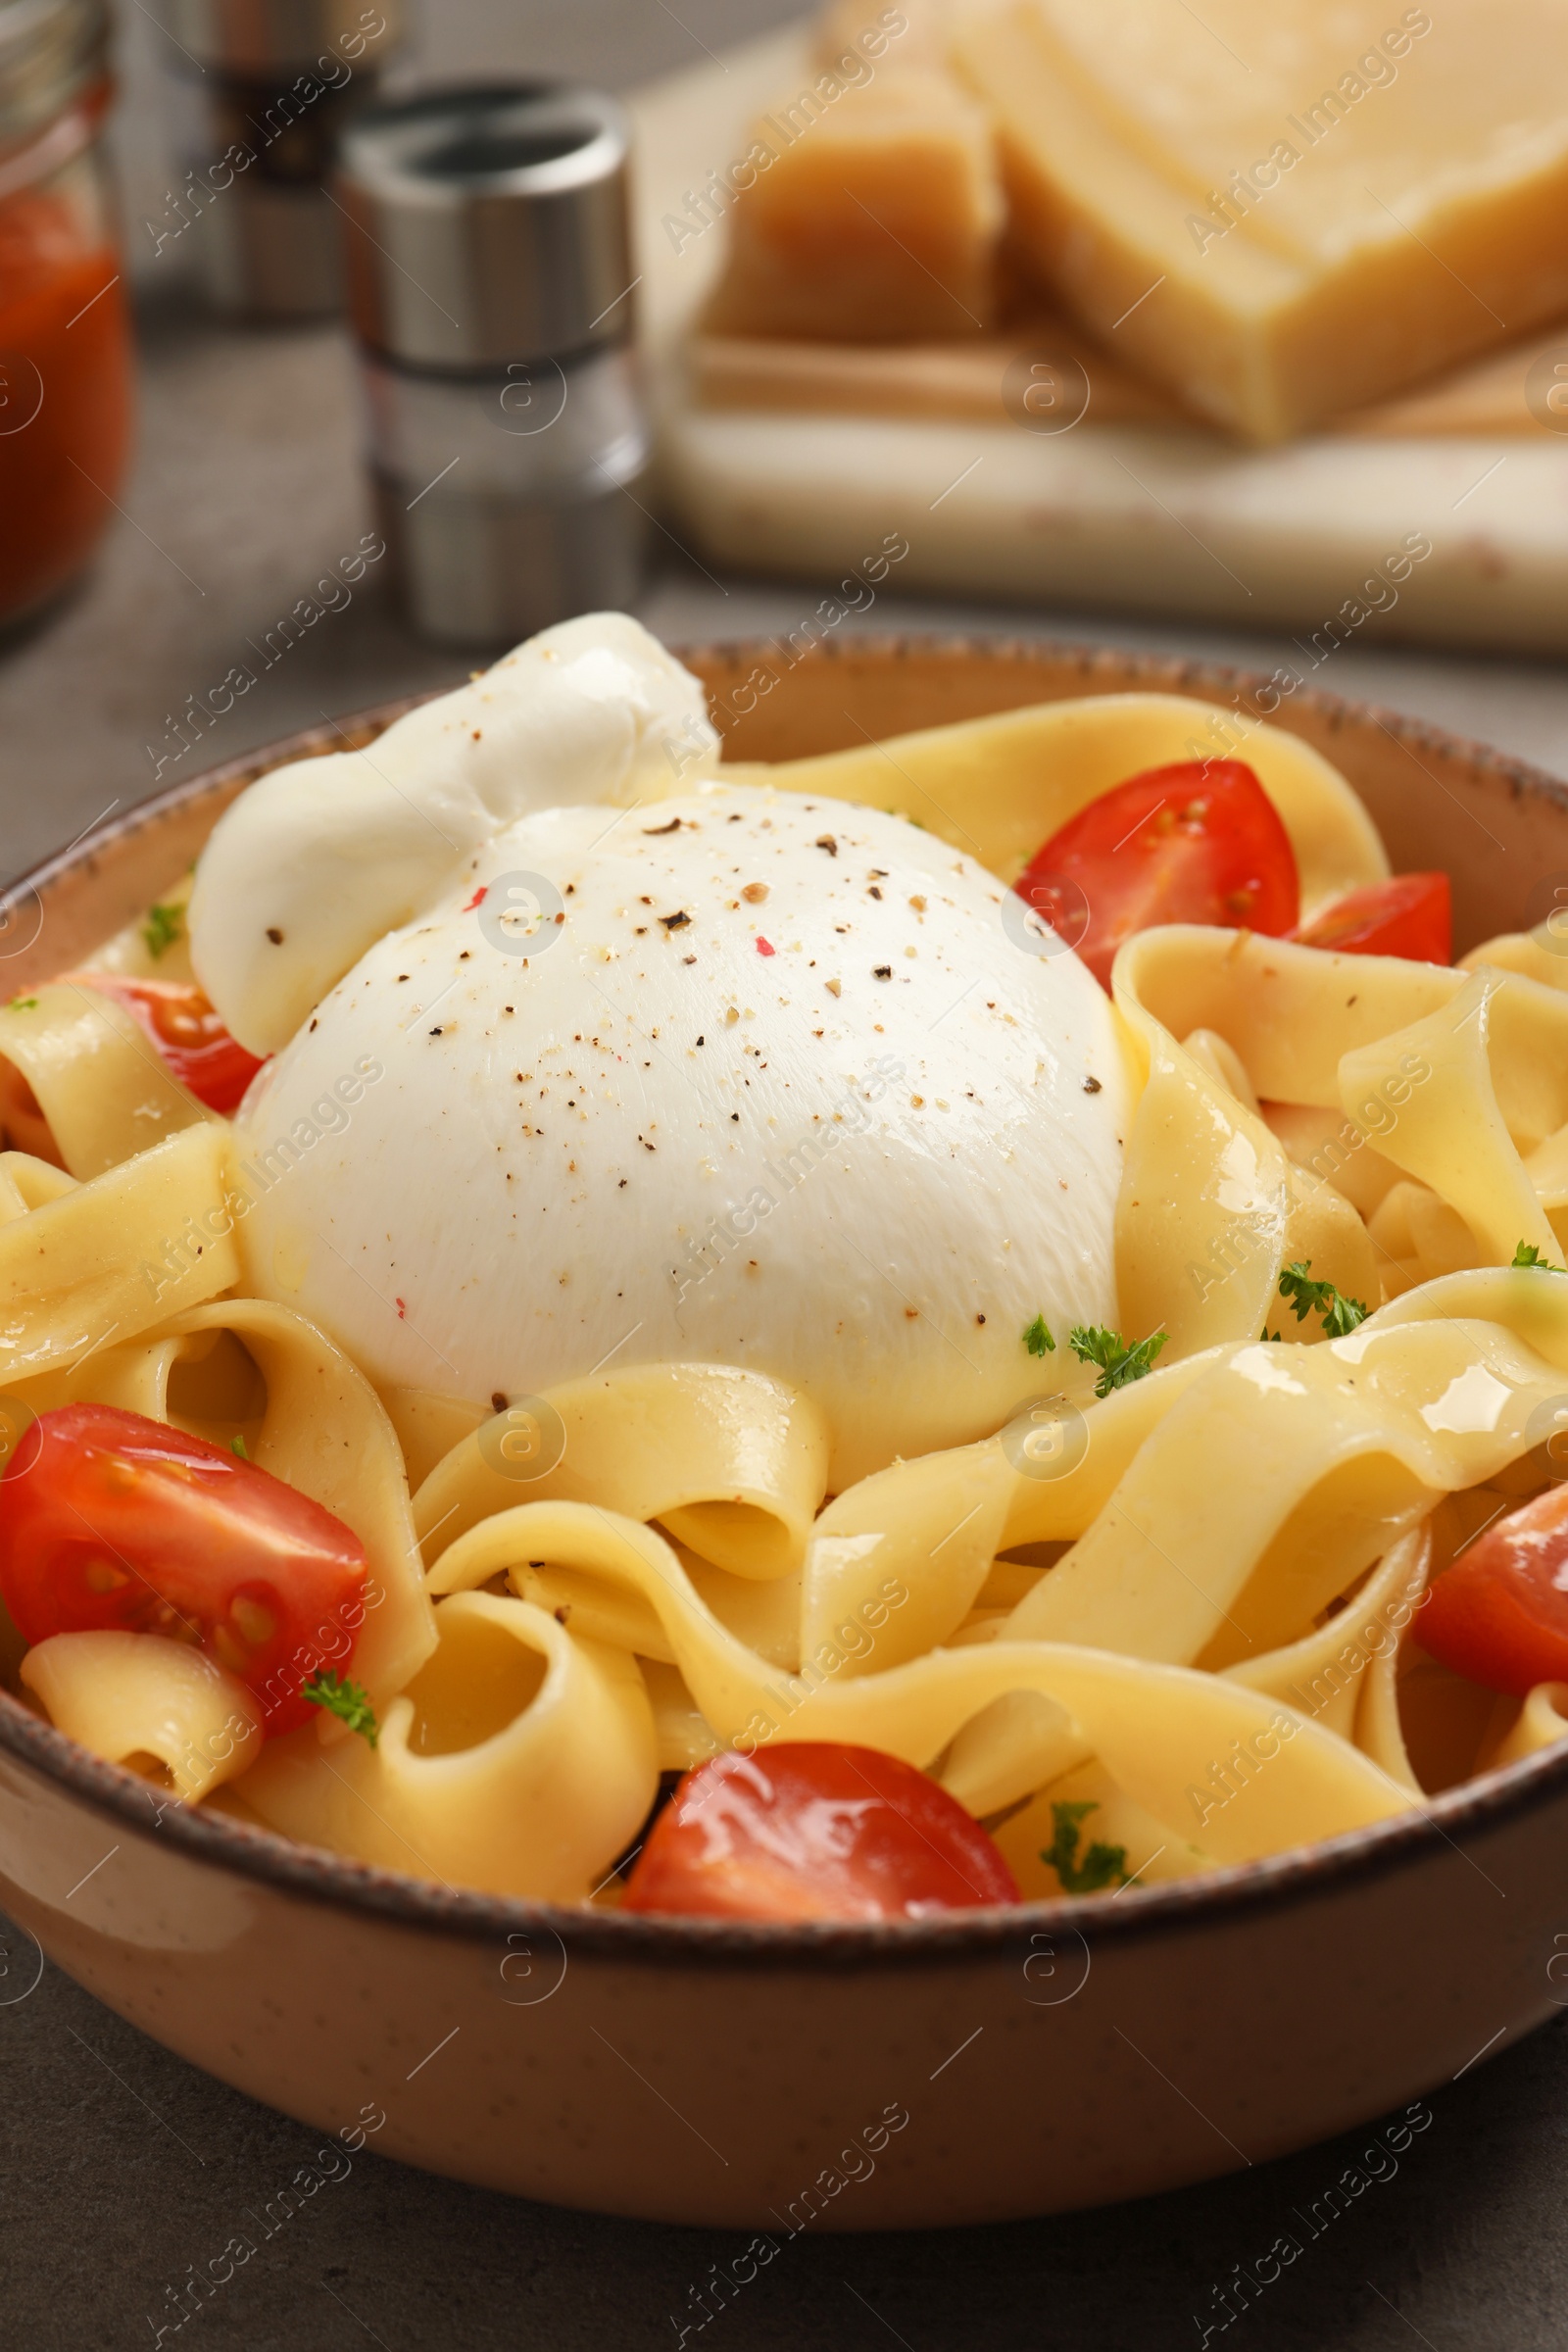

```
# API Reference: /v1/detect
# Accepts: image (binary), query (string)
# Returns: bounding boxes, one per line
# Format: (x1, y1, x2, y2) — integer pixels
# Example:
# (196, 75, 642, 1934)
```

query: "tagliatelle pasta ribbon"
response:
(1226, 1524, 1433, 1754)
(0, 981, 215, 1179)
(0, 1130, 240, 1386)
(719, 693, 1388, 912)
(423, 1499, 1413, 1872)
(430, 1504, 800, 1733)
(1339, 969, 1560, 1268)
(1111, 987, 1295, 1358)
(402, 1269, 1568, 1856)
(990, 1524, 1436, 1890)
(996, 1346, 1227, 1543)
(1491, 1682, 1568, 1768)
(800, 1442, 1017, 1675)
(1112, 926, 1568, 1344)
(413, 1362, 830, 1579)
(991, 1754, 1219, 1895)
(238, 1592, 657, 1899)
(22, 1631, 263, 1803)
(1005, 1277, 1568, 1677)
(0, 1152, 75, 1223)
(1349, 1529, 1436, 1790)
(517, 1541, 807, 1675)
(1121, 925, 1568, 1152)
(1111, 932, 1379, 1356)
(1461, 931, 1568, 995)
(414, 1347, 1238, 1697)
(1117, 927, 1454, 1109)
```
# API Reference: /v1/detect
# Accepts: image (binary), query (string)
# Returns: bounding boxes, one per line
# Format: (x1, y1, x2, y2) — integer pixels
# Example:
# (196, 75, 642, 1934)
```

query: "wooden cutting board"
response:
(688, 318, 1568, 441)
(628, 29, 1568, 652)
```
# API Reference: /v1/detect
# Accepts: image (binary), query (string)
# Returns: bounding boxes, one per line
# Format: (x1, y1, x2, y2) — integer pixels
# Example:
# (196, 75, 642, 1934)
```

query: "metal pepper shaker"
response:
(159, 1, 405, 318)
(334, 80, 648, 648)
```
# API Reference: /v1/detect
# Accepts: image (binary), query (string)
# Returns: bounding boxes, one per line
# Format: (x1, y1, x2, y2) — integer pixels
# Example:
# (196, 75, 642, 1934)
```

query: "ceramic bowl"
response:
(1, 636, 1565, 2230)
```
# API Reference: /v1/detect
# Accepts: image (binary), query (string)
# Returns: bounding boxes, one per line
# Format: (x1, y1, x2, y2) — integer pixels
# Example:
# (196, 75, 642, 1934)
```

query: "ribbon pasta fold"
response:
(22, 1631, 263, 1802)
(423, 1499, 1413, 1876)
(0, 1130, 240, 1386)
(238, 1592, 657, 1899)
(0, 982, 214, 1179)
(414, 1363, 830, 1578)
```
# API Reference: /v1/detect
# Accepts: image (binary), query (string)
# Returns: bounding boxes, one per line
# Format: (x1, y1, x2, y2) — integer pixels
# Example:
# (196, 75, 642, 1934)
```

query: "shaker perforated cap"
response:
(335, 80, 635, 370)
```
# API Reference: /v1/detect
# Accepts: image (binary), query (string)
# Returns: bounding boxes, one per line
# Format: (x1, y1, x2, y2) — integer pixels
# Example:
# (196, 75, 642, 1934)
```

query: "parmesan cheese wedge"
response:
(955, 0, 1568, 443)
(704, 64, 1004, 342)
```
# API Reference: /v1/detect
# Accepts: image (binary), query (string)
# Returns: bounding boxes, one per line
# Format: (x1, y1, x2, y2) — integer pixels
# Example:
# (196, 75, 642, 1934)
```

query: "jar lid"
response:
(165, 0, 404, 75)
(335, 80, 635, 371)
(0, 0, 107, 155)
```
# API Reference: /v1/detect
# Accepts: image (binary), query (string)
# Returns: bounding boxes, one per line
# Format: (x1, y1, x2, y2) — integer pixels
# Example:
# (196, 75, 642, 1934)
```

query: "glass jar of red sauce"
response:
(0, 0, 133, 631)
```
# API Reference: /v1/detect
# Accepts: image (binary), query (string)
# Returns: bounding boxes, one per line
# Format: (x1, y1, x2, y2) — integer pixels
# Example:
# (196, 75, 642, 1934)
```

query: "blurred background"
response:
(3, 0, 1568, 891)
(1, 0, 805, 876)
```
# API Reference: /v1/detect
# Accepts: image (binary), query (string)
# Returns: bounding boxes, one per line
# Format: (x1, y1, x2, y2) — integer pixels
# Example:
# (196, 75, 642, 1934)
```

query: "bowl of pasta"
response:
(1, 620, 1567, 2232)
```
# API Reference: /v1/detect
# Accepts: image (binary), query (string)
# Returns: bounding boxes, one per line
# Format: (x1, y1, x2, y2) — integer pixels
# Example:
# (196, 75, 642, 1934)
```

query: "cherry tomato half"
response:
(1418, 1484, 1568, 1695)
(77, 975, 265, 1113)
(621, 1741, 1020, 1922)
(1014, 760, 1299, 990)
(0, 1403, 369, 1736)
(1292, 872, 1451, 964)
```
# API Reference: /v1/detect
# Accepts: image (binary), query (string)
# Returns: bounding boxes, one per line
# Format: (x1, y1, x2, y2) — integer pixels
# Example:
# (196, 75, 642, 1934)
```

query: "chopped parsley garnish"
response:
(1276, 1259, 1368, 1339)
(142, 902, 184, 958)
(302, 1670, 378, 1747)
(1068, 1323, 1167, 1398)
(1022, 1312, 1056, 1358)
(8, 996, 37, 1011)
(1042, 1799, 1128, 1894)
(229, 1434, 249, 1459)
(1512, 1242, 1566, 1273)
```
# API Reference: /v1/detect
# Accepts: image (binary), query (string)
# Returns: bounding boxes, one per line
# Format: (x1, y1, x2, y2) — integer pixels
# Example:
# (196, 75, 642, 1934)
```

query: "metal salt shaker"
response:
(335, 80, 648, 647)
(160, 0, 405, 318)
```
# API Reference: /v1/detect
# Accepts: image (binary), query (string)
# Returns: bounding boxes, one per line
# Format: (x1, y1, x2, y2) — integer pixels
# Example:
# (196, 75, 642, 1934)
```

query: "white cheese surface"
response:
(230, 781, 1131, 1487)
(188, 613, 720, 1056)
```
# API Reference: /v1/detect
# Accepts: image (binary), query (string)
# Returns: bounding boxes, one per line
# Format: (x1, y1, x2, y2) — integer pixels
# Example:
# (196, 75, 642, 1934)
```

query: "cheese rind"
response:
(705, 69, 1004, 343)
(955, 0, 1568, 443)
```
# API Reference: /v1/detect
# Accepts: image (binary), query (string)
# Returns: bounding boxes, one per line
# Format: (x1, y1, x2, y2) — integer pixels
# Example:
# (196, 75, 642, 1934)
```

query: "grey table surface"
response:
(5, 4, 1568, 2346)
